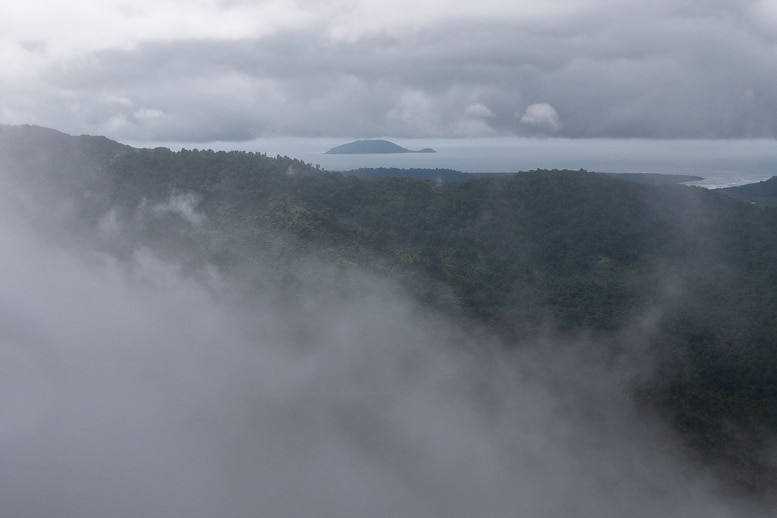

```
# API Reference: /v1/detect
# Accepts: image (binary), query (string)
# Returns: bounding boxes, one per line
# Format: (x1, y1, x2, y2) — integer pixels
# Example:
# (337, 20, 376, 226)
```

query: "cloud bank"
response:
(1, 1, 776, 141)
(0, 155, 770, 516)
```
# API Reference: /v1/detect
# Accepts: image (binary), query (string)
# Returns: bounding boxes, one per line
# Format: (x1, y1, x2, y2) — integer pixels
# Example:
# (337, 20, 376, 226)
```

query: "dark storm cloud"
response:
(7, 1, 777, 140)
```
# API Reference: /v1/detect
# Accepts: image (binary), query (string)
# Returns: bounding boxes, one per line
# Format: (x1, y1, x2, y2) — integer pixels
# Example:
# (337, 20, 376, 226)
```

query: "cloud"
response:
(465, 102, 496, 119)
(0, 138, 770, 517)
(0, 202, 755, 518)
(519, 103, 562, 132)
(2, 1, 777, 139)
(453, 103, 498, 136)
(148, 192, 205, 226)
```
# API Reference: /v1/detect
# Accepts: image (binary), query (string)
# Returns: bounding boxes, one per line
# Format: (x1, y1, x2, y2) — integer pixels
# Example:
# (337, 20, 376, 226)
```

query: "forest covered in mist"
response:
(1, 124, 776, 517)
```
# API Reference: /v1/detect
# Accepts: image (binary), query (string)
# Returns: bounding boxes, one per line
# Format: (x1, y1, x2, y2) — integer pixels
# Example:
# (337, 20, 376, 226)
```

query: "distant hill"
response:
(602, 172, 703, 185)
(718, 176, 777, 205)
(340, 167, 702, 184)
(325, 139, 436, 154)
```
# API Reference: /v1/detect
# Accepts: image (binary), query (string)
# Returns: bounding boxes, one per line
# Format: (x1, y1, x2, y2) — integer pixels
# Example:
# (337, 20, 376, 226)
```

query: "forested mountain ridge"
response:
(720, 176, 777, 205)
(342, 167, 703, 185)
(2, 124, 777, 503)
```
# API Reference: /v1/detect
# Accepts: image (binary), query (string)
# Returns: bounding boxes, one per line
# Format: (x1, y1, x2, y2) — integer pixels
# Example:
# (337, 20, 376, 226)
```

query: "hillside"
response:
(341, 167, 703, 184)
(341, 167, 509, 181)
(719, 176, 777, 205)
(2, 124, 777, 506)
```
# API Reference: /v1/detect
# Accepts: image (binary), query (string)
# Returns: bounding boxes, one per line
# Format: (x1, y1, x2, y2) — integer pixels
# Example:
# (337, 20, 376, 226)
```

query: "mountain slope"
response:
(719, 176, 777, 205)
(2, 124, 777, 502)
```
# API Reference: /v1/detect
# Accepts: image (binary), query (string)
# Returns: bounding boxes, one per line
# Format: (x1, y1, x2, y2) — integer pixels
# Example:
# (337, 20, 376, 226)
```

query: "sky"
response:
(1, 0, 777, 142)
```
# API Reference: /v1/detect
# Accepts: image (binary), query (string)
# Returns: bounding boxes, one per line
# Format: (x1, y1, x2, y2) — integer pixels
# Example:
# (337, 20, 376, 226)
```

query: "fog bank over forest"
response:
(0, 125, 773, 516)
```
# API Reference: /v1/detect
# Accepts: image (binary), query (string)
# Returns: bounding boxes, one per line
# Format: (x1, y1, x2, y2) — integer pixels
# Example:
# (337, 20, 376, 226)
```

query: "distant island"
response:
(325, 139, 436, 154)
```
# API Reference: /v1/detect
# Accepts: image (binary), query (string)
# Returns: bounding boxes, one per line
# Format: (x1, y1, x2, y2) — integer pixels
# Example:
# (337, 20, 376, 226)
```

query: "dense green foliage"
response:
(3, 124, 777, 498)
(341, 167, 507, 181)
(344, 167, 703, 185)
(720, 176, 777, 206)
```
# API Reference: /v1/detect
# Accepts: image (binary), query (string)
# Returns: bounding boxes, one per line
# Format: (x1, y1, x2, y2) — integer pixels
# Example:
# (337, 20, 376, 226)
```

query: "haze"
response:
(0, 149, 767, 517)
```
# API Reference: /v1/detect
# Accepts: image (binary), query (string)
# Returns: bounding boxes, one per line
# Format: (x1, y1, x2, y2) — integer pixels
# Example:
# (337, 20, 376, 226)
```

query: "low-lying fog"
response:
(0, 172, 767, 517)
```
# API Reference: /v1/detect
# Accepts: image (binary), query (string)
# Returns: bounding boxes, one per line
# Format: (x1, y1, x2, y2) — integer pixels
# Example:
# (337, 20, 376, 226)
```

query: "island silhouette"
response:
(325, 139, 436, 154)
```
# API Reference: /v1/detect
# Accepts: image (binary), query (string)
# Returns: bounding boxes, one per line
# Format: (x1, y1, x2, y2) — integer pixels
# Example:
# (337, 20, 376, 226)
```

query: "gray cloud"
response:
(520, 103, 562, 132)
(3, 2, 776, 140)
(0, 220, 746, 517)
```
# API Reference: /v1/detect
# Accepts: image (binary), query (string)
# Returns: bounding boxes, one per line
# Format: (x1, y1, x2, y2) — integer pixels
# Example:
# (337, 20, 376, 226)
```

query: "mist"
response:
(0, 167, 767, 517)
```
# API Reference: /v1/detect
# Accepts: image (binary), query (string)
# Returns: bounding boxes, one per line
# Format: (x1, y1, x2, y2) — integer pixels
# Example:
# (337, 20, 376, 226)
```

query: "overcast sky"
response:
(2, 0, 776, 142)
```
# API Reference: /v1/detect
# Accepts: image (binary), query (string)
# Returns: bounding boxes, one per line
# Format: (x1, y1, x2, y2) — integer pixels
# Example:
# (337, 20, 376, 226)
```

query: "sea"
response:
(126, 137, 777, 190)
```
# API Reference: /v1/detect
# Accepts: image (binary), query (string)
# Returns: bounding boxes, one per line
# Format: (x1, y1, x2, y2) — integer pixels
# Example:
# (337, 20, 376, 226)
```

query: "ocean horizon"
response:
(123, 137, 777, 190)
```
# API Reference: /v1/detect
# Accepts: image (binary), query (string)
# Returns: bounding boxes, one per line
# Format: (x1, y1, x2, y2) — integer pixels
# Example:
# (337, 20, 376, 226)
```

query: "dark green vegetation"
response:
(325, 139, 436, 154)
(343, 167, 702, 184)
(3, 125, 777, 501)
(720, 176, 777, 206)
(601, 172, 704, 184)
(342, 167, 509, 181)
